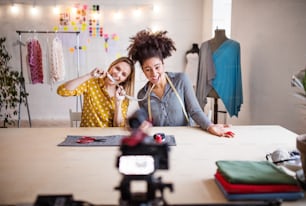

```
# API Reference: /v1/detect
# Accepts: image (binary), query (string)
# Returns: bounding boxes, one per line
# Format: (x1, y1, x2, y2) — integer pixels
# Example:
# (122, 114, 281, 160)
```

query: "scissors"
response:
(76, 136, 106, 144)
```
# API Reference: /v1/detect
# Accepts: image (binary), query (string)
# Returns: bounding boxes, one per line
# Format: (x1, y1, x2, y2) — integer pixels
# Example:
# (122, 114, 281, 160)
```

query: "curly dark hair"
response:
(127, 29, 176, 65)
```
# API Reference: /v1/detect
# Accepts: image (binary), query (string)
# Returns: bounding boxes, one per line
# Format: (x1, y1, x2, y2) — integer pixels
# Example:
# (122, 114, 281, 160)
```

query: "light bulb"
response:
(153, 4, 160, 13)
(113, 11, 122, 20)
(151, 24, 161, 32)
(71, 7, 77, 15)
(30, 6, 38, 15)
(53, 6, 60, 15)
(92, 12, 100, 20)
(133, 8, 142, 17)
(10, 4, 19, 14)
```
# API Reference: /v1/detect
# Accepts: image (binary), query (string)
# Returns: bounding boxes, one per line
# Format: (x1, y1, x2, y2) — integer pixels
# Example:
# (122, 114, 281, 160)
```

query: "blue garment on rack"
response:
(212, 39, 243, 117)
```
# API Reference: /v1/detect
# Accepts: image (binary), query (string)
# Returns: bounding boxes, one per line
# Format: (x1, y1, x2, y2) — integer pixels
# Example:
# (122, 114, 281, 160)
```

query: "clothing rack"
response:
(16, 30, 81, 127)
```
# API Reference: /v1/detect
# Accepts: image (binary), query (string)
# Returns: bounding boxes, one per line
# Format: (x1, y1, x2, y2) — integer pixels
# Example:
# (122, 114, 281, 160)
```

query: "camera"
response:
(115, 109, 173, 206)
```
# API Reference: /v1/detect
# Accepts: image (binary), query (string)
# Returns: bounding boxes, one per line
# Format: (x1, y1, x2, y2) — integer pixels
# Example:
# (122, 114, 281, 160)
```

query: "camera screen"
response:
(119, 155, 155, 175)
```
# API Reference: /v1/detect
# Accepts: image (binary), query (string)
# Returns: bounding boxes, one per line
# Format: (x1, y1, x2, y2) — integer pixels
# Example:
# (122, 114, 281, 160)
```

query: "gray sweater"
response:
(138, 72, 212, 130)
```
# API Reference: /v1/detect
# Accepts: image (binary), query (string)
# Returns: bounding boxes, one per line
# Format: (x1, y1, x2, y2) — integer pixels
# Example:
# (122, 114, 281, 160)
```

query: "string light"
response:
(10, 3, 19, 14)
(30, 6, 38, 16)
(53, 0, 60, 15)
(133, 7, 142, 17)
(91, 12, 100, 20)
(153, 4, 160, 13)
(151, 24, 161, 32)
(30, 0, 38, 16)
(113, 10, 123, 20)
(53, 6, 60, 14)
(7, 2, 161, 22)
(71, 6, 77, 15)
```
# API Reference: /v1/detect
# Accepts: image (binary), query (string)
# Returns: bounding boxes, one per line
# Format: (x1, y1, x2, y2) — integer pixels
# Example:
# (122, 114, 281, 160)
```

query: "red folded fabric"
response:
(215, 170, 301, 194)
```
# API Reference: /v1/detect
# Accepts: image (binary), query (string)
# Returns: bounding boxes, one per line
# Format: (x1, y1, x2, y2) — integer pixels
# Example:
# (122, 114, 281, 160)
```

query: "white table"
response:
(0, 125, 305, 205)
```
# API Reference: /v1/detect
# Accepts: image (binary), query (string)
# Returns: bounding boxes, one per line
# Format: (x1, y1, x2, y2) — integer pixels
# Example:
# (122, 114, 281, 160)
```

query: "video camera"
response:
(115, 108, 173, 206)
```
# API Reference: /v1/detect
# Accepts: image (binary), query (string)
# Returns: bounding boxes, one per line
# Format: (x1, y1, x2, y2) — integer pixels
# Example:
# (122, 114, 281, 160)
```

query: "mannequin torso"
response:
(185, 43, 200, 90)
(186, 43, 200, 54)
(208, 29, 228, 98)
(209, 29, 228, 52)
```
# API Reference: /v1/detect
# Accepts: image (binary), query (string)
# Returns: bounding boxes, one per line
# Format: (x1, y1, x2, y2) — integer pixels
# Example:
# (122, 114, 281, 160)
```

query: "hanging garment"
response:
(212, 39, 243, 117)
(26, 39, 44, 84)
(50, 37, 65, 83)
(196, 41, 215, 107)
(196, 39, 243, 117)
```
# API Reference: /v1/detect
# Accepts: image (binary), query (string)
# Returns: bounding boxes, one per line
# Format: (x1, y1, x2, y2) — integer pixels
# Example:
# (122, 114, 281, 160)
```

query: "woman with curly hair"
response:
(127, 29, 234, 137)
(57, 57, 135, 127)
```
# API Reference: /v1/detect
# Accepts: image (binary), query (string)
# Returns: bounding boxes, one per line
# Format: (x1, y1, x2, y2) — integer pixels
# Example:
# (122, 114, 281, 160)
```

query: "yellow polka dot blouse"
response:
(57, 78, 129, 127)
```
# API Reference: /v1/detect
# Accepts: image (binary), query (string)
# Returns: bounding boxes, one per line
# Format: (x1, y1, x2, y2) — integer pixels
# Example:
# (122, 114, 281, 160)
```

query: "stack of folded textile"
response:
(215, 160, 304, 201)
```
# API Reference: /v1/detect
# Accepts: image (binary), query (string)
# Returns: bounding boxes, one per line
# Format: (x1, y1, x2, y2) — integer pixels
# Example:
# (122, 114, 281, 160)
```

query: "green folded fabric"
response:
(216, 160, 298, 185)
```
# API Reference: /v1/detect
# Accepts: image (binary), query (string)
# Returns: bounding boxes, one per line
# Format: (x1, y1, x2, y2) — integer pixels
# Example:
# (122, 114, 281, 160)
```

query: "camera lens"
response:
(128, 108, 148, 129)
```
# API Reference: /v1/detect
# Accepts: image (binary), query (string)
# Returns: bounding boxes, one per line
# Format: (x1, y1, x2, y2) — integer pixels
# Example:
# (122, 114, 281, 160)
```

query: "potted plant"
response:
(0, 37, 28, 128)
(291, 67, 306, 185)
(291, 67, 306, 100)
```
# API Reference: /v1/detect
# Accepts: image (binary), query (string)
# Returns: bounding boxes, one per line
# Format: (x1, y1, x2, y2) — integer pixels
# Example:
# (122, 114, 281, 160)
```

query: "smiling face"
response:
(141, 57, 165, 85)
(107, 61, 132, 85)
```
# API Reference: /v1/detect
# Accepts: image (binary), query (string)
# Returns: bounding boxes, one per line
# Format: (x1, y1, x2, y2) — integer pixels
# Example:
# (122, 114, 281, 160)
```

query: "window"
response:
(212, 0, 232, 37)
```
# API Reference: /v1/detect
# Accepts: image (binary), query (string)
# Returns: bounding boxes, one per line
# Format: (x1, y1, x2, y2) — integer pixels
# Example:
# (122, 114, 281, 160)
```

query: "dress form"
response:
(186, 43, 200, 54)
(209, 29, 228, 52)
(208, 29, 228, 123)
(185, 43, 200, 90)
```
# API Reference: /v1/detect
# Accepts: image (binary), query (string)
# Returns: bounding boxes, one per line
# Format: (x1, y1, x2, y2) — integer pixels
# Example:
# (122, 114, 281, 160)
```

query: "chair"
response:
(69, 109, 82, 127)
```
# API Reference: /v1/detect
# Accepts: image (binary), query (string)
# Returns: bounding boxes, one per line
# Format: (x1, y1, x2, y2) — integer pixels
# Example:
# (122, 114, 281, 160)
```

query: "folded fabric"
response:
(215, 178, 304, 201)
(215, 170, 302, 194)
(216, 160, 298, 185)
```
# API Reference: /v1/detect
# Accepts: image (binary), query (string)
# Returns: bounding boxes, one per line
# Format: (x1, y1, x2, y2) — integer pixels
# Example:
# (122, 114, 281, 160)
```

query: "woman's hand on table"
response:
(207, 124, 235, 138)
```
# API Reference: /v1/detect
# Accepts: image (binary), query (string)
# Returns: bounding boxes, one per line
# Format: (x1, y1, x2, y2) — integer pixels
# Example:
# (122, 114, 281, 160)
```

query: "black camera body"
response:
(115, 141, 173, 206)
(115, 109, 173, 206)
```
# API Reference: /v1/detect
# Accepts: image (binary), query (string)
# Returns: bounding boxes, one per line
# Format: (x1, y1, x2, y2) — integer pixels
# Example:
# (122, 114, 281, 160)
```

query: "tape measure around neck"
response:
(148, 73, 189, 123)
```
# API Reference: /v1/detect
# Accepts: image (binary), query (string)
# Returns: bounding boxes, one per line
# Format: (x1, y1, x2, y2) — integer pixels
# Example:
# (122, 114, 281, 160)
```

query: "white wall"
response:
(230, 0, 306, 134)
(0, 0, 204, 121)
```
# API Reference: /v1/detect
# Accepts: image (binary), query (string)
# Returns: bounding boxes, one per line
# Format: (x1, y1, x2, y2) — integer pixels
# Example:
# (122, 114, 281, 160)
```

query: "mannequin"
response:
(186, 43, 200, 54)
(196, 29, 243, 123)
(209, 29, 228, 52)
(207, 29, 228, 99)
(185, 43, 200, 90)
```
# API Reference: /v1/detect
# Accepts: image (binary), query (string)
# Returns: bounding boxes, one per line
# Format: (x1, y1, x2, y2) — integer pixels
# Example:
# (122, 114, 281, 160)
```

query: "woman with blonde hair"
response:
(57, 56, 135, 127)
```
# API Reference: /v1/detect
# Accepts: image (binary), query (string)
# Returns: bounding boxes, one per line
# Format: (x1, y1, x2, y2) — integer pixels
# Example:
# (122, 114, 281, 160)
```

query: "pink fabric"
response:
(27, 39, 43, 84)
